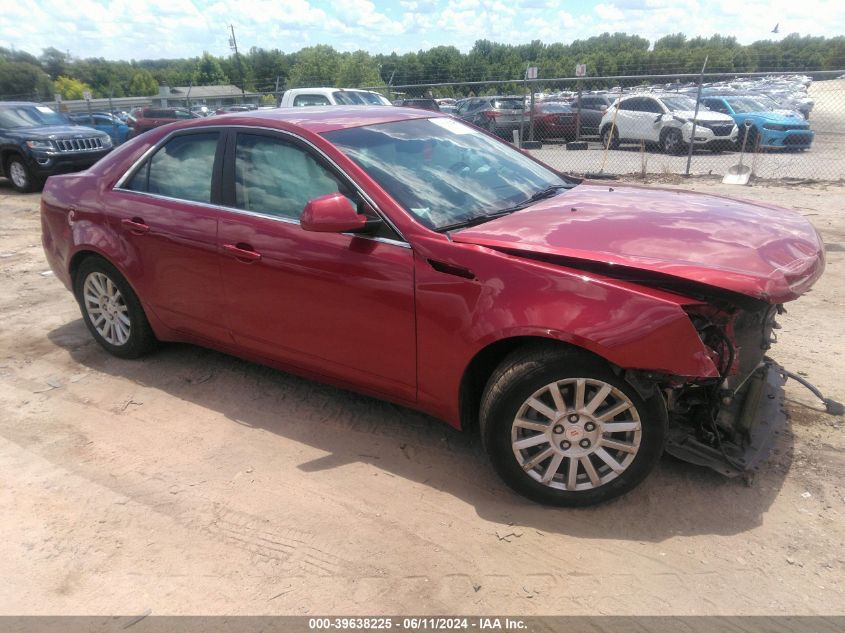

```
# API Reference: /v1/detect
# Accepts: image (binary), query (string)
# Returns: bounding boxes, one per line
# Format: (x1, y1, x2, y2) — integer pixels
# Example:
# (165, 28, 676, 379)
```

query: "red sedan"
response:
(532, 102, 577, 141)
(41, 107, 825, 506)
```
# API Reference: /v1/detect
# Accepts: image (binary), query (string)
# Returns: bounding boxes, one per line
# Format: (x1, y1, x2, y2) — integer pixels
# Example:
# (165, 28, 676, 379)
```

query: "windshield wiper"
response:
(436, 184, 574, 233)
(490, 183, 574, 215)
(436, 210, 514, 233)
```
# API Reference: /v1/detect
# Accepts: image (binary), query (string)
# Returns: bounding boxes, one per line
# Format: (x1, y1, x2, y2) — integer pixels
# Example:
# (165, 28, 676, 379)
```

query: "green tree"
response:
(0, 61, 53, 99)
(336, 51, 382, 87)
(193, 52, 227, 85)
(286, 45, 341, 87)
(54, 75, 92, 100)
(128, 70, 158, 96)
(39, 47, 68, 79)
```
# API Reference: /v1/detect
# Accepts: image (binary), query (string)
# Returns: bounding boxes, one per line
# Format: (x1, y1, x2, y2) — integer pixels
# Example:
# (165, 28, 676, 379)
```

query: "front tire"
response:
(480, 345, 666, 507)
(5, 155, 41, 193)
(661, 128, 685, 155)
(74, 257, 157, 359)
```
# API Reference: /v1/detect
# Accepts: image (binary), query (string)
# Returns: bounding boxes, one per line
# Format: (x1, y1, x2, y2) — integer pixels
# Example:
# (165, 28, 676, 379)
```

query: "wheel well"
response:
(69, 250, 103, 287)
(458, 337, 604, 433)
(0, 149, 23, 173)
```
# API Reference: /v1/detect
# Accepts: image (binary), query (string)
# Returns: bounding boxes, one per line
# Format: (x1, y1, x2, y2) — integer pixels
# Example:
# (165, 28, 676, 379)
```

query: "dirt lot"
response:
(0, 177, 843, 616)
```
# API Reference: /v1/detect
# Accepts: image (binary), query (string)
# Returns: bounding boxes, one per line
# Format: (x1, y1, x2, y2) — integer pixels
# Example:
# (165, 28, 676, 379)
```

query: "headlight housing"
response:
(25, 139, 54, 150)
(100, 136, 113, 148)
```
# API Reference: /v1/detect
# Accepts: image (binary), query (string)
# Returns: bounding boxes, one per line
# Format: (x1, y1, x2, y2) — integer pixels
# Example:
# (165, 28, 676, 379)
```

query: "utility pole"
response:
(228, 24, 246, 101)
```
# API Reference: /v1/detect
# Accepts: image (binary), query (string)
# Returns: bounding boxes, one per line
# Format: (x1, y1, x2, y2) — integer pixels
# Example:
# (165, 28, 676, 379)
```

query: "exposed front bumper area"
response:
(665, 360, 787, 478)
(683, 122, 738, 149)
(28, 148, 112, 177)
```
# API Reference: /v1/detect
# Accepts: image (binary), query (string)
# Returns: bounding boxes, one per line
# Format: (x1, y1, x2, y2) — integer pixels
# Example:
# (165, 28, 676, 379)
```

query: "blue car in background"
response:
(69, 112, 131, 145)
(702, 96, 813, 150)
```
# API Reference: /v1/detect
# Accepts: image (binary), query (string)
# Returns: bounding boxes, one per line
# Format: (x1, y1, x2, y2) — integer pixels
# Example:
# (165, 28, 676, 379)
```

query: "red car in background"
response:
(41, 107, 824, 506)
(127, 107, 199, 138)
(532, 101, 578, 141)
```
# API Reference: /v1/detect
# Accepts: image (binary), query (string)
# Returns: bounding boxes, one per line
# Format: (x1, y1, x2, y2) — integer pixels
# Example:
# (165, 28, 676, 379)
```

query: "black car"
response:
(0, 102, 112, 193)
(570, 94, 615, 136)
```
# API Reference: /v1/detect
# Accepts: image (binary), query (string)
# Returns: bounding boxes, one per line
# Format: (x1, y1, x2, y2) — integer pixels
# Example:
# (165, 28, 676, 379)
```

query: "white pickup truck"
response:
(278, 88, 392, 108)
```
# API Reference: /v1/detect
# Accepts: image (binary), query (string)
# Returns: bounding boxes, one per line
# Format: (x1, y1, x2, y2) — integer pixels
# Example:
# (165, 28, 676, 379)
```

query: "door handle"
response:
(222, 243, 262, 263)
(121, 217, 150, 235)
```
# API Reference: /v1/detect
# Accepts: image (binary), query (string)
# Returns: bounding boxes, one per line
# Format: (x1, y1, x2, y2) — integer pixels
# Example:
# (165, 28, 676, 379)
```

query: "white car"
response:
(278, 88, 392, 108)
(600, 93, 737, 154)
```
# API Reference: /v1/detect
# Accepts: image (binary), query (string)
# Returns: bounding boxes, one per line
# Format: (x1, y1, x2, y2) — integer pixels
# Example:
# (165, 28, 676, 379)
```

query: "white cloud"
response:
(0, 0, 842, 62)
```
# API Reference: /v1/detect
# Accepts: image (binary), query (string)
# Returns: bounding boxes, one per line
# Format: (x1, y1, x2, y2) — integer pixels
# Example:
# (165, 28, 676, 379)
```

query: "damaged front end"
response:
(662, 303, 788, 479)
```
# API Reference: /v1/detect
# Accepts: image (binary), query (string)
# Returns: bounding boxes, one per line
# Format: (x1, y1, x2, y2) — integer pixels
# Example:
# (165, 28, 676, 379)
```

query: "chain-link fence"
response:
(381, 70, 845, 181)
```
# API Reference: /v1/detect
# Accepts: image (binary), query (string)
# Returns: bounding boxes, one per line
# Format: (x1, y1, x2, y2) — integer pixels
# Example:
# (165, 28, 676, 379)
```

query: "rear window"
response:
(493, 99, 523, 110)
(293, 94, 331, 107)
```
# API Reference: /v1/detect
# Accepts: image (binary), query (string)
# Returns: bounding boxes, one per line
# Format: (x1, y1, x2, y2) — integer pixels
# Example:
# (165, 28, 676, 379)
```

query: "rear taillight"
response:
(482, 111, 501, 119)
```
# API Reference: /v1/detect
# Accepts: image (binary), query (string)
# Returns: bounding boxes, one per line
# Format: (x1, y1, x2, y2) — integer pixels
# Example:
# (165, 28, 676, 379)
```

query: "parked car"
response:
(455, 96, 526, 137)
(531, 102, 577, 141)
(393, 99, 441, 112)
(127, 107, 199, 138)
(41, 107, 824, 506)
(702, 96, 814, 150)
(69, 112, 131, 145)
(214, 105, 251, 115)
(566, 94, 615, 137)
(600, 93, 737, 154)
(190, 105, 211, 117)
(0, 102, 112, 192)
(279, 88, 392, 108)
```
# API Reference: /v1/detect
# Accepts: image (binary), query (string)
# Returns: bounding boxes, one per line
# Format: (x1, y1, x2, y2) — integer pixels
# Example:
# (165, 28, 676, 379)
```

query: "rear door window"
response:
(125, 132, 220, 204)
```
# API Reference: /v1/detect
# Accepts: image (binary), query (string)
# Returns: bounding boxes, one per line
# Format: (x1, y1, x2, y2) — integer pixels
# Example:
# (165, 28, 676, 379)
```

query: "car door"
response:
(216, 129, 417, 401)
(613, 98, 640, 139)
(640, 98, 665, 142)
(112, 129, 229, 343)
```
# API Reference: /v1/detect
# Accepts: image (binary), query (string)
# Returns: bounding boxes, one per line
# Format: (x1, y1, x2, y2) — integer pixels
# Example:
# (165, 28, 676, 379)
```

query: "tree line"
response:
(1, 32, 843, 102)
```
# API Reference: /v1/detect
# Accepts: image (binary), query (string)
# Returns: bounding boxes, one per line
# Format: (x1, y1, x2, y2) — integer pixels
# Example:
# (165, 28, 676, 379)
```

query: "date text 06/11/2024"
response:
(307, 617, 527, 630)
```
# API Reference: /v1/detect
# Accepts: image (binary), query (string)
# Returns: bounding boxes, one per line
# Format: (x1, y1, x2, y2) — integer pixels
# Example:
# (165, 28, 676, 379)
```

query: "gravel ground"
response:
(0, 177, 843, 616)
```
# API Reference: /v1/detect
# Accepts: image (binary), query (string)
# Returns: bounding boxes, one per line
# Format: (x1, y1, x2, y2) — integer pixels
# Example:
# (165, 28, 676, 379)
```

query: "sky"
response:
(1, 0, 843, 61)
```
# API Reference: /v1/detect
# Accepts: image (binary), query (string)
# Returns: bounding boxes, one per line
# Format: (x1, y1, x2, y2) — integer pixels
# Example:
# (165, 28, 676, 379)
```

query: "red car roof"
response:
(208, 106, 443, 134)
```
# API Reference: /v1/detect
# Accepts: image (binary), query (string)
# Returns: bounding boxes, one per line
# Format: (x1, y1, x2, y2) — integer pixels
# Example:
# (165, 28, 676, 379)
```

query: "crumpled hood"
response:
(452, 183, 825, 303)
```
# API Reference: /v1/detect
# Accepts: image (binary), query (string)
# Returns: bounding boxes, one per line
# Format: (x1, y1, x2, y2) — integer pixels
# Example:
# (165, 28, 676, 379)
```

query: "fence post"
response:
(685, 56, 708, 177)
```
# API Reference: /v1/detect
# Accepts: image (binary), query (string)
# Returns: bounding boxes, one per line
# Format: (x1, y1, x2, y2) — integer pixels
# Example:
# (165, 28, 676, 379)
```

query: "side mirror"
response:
(301, 193, 369, 233)
(654, 114, 663, 123)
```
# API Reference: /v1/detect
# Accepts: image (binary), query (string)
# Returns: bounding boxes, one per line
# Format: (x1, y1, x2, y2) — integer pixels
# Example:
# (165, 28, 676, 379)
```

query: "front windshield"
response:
(0, 105, 70, 129)
(323, 117, 566, 230)
(659, 95, 698, 112)
(726, 97, 768, 113)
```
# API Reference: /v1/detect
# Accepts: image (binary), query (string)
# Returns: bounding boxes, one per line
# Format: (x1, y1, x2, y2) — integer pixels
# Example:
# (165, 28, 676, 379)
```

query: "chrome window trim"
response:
(113, 124, 408, 246)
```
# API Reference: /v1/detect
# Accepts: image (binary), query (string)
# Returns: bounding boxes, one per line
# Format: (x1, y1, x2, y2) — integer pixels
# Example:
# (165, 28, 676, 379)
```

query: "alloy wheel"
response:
(511, 378, 641, 491)
(82, 271, 131, 346)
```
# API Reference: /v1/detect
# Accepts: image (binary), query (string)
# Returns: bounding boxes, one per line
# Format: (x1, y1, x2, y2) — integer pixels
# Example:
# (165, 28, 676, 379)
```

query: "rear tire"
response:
(479, 344, 666, 507)
(74, 257, 157, 359)
(600, 126, 619, 149)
